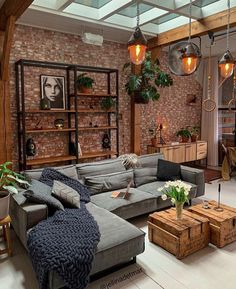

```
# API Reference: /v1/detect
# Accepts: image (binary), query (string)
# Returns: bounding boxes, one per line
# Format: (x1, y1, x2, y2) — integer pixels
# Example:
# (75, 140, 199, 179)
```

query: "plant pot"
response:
(0, 191, 10, 220)
(175, 202, 184, 220)
(181, 136, 189, 143)
(151, 137, 158, 147)
(134, 91, 149, 104)
(191, 135, 198, 142)
(79, 86, 93, 94)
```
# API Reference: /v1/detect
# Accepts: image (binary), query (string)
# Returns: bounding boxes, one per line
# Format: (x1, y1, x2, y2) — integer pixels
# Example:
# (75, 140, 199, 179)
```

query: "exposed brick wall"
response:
(9, 25, 202, 167)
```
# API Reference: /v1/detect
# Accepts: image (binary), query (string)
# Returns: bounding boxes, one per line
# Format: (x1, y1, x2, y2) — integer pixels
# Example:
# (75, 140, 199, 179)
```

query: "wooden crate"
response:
(189, 200, 236, 248)
(148, 208, 210, 259)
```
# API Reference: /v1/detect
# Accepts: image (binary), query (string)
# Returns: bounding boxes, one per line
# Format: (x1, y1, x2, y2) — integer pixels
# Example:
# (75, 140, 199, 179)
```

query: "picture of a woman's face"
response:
(44, 78, 60, 101)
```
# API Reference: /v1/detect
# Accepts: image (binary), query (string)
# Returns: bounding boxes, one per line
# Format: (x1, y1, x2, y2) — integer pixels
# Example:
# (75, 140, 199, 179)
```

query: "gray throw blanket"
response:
(27, 168, 100, 289)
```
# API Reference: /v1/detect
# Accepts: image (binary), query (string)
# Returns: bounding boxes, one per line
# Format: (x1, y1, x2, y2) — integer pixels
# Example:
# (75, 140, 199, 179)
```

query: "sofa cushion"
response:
(76, 158, 126, 180)
(138, 180, 197, 200)
(134, 167, 157, 187)
(52, 181, 80, 209)
(84, 170, 134, 195)
(91, 188, 157, 219)
(138, 153, 164, 168)
(24, 165, 78, 181)
(156, 159, 181, 181)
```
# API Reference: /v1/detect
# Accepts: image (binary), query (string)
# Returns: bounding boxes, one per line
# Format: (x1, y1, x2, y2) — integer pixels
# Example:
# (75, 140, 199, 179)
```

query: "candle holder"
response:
(214, 183, 224, 212)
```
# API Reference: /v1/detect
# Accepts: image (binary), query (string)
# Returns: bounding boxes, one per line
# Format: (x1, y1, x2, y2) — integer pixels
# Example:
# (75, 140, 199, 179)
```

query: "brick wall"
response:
(9, 25, 202, 167)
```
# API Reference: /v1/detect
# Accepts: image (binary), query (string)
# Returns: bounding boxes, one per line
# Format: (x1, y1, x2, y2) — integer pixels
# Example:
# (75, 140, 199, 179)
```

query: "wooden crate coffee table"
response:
(148, 208, 210, 259)
(189, 200, 236, 248)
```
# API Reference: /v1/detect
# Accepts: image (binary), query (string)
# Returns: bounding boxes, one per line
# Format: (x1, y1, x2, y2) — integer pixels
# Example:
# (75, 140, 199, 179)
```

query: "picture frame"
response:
(40, 75, 66, 110)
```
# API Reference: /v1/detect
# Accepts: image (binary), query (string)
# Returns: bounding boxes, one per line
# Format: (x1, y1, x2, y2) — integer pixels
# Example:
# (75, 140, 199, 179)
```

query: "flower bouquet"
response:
(158, 180, 192, 220)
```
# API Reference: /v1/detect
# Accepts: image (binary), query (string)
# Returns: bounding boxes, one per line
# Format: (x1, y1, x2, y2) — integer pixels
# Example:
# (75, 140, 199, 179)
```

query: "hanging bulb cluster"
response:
(128, 1, 147, 65)
(218, 0, 234, 78)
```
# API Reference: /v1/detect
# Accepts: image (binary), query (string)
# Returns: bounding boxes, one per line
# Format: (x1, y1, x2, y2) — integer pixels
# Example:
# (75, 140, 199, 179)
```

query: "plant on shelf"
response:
(158, 180, 191, 220)
(123, 52, 173, 103)
(0, 162, 30, 219)
(189, 125, 200, 142)
(176, 127, 191, 143)
(100, 96, 116, 111)
(76, 73, 95, 93)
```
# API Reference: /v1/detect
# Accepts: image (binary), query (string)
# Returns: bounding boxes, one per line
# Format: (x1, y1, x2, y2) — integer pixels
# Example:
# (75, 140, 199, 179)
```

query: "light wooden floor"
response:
(0, 178, 236, 289)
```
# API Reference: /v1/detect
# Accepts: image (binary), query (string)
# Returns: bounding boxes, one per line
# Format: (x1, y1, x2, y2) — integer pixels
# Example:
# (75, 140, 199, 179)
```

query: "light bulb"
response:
(128, 44, 146, 65)
(219, 62, 234, 78)
(182, 56, 197, 74)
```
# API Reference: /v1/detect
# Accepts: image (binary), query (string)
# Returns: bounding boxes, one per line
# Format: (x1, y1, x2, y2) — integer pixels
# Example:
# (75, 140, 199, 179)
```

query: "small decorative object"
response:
(158, 180, 191, 220)
(102, 133, 111, 149)
(119, 154, 140, 169)
(89, 122, 93, 127)
(54, 119, 64, 129)
(40, 97, 51, 110)
(100, 96, 116, 111)
(26, 138, 36, 156)
(40, 75, 65, 110)
(176, 127, 191, 143)
(76, 73, 94, 93)
(189, 126, 200, 142)
(123, 51, 173, 104)
(0, 162, 30, 219)
(35, 119, 43, 130)
(202, 200, 209, 209)
(214, 183, 224, 212)
(159, 124, 165, 145)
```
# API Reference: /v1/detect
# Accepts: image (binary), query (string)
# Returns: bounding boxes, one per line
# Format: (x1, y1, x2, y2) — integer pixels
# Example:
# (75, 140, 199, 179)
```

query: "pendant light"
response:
(128, 1, 147, 65)
(181, 0, 200, 74)
(218, 0, 234, 78)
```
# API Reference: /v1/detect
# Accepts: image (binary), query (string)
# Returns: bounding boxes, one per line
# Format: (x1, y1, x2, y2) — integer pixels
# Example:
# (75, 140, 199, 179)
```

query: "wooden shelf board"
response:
(78, 109, 116, 113)
(26, 155, 76, 166)
(20, 109, 76, 113)
(70, 93, 117, 98)
(26, 128, 76, 133)
(79, 151, 118, 159)
(78, 126, 117, 131)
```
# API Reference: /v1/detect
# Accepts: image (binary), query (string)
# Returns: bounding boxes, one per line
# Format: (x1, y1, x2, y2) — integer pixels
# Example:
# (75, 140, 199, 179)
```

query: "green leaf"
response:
(3, 185, 18, 194)
(122, 62, 130, 72)
(155, 72, 173, 87)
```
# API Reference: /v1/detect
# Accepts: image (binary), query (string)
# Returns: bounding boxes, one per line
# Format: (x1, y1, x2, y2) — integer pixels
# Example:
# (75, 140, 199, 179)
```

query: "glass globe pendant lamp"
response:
(128, 1, 147, 65)
(218, 0, 234, 78)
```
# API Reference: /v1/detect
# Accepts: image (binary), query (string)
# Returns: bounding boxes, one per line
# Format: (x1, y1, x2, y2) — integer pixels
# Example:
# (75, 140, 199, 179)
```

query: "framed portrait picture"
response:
(40, 75, 66, 110)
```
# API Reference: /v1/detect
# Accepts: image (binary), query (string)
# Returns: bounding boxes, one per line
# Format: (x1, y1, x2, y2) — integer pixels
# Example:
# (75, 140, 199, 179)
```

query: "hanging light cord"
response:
(137, 1, 140, 27)
(227, 0, 230, 51)
(188, 0, 192, 42)
(208, 44, 212, 98)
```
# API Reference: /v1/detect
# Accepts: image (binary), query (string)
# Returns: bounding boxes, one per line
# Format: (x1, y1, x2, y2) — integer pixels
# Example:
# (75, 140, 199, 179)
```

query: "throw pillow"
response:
(134, 167, 157, 187)
(23, 189, 64, 211)
(52, 180, 80, 208)
(156, 159, 181, 181)
(39, 168, 90, 203)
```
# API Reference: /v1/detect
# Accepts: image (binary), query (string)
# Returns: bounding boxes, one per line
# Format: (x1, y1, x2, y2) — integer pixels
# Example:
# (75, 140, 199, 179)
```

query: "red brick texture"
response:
(9, 25, 202, 167)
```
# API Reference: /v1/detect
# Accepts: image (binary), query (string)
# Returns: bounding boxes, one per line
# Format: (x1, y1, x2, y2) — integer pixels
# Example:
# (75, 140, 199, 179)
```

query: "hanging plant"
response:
(123, 52, 173, 103)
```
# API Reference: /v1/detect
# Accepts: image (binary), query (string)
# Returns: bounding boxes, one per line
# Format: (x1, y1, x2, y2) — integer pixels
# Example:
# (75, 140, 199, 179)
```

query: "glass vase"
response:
(175, 202, 184, 220)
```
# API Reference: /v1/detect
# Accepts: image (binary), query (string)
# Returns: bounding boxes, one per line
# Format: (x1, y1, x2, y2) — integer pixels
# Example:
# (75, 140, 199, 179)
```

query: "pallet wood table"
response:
(0, 215, 12, 257)
(189, 200, 236, 248)
(148, 208, 210, 259)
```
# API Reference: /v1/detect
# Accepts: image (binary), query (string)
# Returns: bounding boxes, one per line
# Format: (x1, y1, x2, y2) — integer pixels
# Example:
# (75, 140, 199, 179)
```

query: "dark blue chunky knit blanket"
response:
(27, 168, 100, 289)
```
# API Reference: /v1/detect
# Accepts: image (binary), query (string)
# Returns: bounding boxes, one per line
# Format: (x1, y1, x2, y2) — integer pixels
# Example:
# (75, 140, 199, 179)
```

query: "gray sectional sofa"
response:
(10, 153, 205, 289)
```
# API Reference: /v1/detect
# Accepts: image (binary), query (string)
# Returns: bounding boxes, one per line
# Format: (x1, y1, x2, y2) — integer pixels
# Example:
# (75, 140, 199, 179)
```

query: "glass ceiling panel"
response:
(74, 0, 111, 9)
(118, 3, 153, 18)
(193, 0, 220, 8)
(153, 13, 179, 25)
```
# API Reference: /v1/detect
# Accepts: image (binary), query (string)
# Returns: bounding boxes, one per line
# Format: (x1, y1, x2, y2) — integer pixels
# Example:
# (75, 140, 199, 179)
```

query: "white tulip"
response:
(161, 194, 167, 200)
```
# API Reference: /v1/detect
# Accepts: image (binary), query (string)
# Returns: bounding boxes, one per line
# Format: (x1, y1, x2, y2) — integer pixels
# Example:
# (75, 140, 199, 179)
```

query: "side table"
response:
(0, 215, 12, 257)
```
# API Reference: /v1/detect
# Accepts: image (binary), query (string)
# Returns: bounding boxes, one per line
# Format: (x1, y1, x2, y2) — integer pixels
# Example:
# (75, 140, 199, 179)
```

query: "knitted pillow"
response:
(39, 168, 90, 203)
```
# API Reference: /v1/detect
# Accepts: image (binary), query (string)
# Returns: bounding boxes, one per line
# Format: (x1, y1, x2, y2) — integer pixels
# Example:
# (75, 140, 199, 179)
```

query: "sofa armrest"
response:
(181, 166, 205, 197)
(10, 195, 48, 248)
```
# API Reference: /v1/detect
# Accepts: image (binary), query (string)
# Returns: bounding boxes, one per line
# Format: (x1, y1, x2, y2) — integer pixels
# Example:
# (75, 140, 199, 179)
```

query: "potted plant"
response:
(176, 128, 191, 143)
(189, 126, 200, 142)
(123, 52, 173, 103)
(100, 96, 116, 111)
(76, 73, 95, 93)
(0, 162, 29, 219)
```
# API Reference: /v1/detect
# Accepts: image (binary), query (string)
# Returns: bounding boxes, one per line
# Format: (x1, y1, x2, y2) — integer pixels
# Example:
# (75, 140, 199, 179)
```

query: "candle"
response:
(218, 183, 221, 192)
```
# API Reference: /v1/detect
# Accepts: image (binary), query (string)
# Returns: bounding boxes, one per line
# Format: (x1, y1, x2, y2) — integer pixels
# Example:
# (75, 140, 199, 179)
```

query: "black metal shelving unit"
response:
(15, 59, 119, 170)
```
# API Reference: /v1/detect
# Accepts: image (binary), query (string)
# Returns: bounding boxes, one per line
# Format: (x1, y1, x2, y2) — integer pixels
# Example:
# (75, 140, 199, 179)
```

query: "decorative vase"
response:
(79, 86, 92, 94)
(175, 202, 184, 220)
(134, 91, 149, 104)
(191, 135, 198, 142)
(0, 191, 10, 220)
(181, 136, 189, 143)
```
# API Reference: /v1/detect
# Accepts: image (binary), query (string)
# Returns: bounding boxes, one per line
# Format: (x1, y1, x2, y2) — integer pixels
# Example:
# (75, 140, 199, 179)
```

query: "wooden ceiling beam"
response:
(148, 6, 236, 48)
(0, 0, 34, 31)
